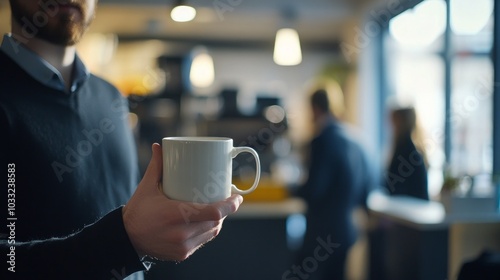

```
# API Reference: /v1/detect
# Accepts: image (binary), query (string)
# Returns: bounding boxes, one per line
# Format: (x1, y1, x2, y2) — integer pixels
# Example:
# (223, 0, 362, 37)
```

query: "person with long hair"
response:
(384, 106, 429, 200)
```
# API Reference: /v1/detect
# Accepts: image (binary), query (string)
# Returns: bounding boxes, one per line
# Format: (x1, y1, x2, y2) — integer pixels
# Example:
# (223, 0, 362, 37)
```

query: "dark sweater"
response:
(0, 51, 144, 279)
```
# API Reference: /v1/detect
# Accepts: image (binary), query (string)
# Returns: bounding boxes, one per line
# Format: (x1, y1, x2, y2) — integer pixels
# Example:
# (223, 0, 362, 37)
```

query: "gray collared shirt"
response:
(0, 34, 89, 93)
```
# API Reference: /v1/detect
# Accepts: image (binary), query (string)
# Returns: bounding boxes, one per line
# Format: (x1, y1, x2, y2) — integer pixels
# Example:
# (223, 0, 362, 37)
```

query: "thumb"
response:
(141, 143, 163, 188)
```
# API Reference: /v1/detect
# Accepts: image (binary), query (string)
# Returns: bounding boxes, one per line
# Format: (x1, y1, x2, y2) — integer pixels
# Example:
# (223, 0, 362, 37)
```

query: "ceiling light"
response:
(389, 0, 446, 49)
(451, 0, 493, 35)
(171, 1, 196, 22)
(273, 28, 302, 66)
(189, 47, 215, 88)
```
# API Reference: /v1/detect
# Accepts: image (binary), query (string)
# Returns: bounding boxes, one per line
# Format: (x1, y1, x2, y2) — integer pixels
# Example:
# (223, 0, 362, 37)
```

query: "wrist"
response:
(122, 205, 147, 259)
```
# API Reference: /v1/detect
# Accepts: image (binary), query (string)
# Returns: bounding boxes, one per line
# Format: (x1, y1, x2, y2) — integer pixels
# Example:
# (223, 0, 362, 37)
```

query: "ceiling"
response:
(94, 0, 365, 44)
(0, 0, 389, 50)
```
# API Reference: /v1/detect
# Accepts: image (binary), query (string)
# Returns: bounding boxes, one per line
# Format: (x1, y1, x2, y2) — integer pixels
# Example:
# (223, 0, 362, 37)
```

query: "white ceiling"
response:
(0, 0, 392, 50)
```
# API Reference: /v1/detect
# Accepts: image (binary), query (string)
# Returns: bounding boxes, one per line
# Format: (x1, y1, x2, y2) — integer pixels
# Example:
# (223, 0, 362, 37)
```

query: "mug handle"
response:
(230, 147, 261, 195)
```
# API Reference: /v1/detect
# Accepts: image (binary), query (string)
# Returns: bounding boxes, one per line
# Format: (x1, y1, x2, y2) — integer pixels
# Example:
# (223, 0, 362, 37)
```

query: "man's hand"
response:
(122, 143, 243, 261)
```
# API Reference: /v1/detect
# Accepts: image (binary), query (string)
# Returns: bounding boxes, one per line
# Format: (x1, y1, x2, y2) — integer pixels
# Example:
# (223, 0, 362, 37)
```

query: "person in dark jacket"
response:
(384, 107, 429, 200)
(0, 1, 242, 279)
(294, 89, 373, 280)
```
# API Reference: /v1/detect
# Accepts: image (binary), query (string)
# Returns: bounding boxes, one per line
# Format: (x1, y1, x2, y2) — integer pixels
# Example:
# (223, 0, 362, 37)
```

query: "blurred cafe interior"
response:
(1, 0, 500, 279)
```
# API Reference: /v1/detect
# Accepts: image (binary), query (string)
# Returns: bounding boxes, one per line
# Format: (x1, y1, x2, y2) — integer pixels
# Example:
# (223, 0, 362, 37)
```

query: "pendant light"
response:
(273, 28, 302, 66)
(189, 46, 215, 89)
(171, 0, 196, 22)
(273, 7, 302, 66)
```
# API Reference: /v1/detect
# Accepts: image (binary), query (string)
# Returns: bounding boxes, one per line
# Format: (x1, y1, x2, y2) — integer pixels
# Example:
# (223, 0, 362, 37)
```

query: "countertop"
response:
(229, 197, 307, 219)
(367, 190, 500, 230)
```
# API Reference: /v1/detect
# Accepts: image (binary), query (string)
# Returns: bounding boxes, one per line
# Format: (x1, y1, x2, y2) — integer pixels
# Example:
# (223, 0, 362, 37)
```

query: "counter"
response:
(368, 191, 500, 228)
(367, 191, 500, 280)
(230, 197, 307, 219)
(146, 198, 307, 280)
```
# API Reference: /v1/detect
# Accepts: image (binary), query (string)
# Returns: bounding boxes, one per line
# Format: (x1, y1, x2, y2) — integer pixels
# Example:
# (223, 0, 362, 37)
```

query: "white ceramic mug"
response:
(162, 137, 261, 203)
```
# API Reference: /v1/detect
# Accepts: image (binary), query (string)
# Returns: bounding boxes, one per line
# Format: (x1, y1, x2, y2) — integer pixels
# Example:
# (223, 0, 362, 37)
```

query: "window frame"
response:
(374, 0, 499, 208)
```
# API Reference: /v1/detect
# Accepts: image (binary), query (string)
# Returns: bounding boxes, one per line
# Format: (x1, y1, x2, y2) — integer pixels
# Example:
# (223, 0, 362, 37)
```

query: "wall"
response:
(206, 47, 342, 145)
(85, 39, 348, 146)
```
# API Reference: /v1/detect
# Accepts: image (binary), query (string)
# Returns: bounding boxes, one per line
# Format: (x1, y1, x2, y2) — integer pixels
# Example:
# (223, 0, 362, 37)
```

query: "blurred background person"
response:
(294, 88, 373, 280)
(384, 106, 429, 200)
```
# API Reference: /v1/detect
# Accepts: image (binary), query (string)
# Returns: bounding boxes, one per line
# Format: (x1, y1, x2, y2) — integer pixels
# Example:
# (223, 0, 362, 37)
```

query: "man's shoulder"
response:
(82, 75, 129, 116)
(85, 73, 124, 99)
(0, 51, 37, 99)
(320, 122, 369, 154)
(318, 122, 350, 143)
(0, 48, 11, 62)
(0, 50, 25, 83)
(87, 73, 119, 91)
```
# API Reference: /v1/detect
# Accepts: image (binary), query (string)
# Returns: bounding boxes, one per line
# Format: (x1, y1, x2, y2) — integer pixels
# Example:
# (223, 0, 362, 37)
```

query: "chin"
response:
(37, 24, 86, 46)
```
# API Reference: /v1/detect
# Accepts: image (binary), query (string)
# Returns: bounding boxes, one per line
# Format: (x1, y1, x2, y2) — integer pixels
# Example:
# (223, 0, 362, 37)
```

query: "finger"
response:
(142, 143, 163, 188)
(183, 219, 223, 240)
(152, 220, 222, 261)
(174, 223, 222, 260)
(182, 224, 222, 259)
(185, 194, 243, 222)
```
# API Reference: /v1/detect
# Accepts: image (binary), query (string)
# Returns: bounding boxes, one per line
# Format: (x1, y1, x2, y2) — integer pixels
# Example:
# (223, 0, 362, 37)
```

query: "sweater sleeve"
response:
(1, 207, 146, 280)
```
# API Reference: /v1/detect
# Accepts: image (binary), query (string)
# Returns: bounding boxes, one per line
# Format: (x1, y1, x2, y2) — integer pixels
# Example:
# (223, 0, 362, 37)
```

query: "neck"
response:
(314, 113, 332, 135)
(11, 22, 76, 91)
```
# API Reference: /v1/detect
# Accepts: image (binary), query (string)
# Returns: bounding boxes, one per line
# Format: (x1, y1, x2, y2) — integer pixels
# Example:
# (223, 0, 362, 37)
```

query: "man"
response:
(295, 89, 373, 280)
(0, 0, 242, 279)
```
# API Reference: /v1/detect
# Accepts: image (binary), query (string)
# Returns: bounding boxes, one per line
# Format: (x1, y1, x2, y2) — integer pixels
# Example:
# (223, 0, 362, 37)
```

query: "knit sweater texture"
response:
(0, 50, 144, 279)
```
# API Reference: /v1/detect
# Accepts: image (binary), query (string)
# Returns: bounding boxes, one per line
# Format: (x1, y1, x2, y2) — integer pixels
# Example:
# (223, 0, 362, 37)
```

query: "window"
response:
(383, 0, 494, 197)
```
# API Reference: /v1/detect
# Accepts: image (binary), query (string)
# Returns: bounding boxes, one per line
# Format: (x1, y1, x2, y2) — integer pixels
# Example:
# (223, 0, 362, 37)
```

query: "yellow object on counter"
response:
(233, 177, 289, 202)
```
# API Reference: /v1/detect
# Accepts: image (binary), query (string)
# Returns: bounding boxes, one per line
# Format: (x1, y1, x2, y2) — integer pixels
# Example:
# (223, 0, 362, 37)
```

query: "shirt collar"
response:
(1, 34, 90, 93)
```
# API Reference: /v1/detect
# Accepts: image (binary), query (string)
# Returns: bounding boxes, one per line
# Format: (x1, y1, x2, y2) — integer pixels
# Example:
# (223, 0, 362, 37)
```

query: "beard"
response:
(9, 0, 95, 46)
